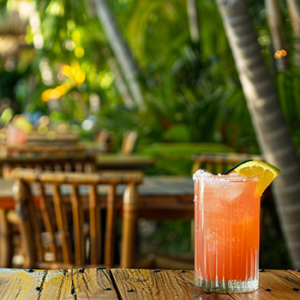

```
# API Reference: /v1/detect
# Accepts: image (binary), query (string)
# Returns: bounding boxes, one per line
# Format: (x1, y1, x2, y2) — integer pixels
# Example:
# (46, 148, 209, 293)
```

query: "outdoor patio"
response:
(0, 0, 299, 298)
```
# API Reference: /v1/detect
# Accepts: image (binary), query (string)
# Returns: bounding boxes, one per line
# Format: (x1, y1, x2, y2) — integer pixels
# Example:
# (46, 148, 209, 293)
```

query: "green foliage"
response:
(0, 0, 296, 268)
(277, 69, 300, 156)
(163, 124, 191, 143)
(137, 142, 233, 175)
(0, 107, 13, 124)
(151, 220, 192, 254)
(0, 0, 260, 155)
(117, 0, 258, 151)
(0, 0, 297, 159)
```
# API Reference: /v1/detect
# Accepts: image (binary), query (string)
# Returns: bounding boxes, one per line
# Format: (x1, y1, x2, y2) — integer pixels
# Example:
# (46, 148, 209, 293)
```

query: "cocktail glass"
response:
(193, 170, 260, 293)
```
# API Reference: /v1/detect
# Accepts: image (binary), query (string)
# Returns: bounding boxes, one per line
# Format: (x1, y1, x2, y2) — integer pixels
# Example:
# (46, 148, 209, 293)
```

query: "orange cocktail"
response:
(194, 170, 260, 293)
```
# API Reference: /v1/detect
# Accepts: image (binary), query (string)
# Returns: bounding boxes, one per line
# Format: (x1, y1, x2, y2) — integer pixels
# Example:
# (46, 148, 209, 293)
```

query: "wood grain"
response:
(288, 269, 300, 279)
(221, 270, 300, 300)
(110, 269, 231, 299)
(0, 268, 118, 300)
(0, 268, 299, 299)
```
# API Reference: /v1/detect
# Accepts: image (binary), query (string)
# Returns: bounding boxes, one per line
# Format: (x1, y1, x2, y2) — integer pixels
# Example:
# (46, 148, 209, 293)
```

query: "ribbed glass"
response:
(193, 170, 260, 293)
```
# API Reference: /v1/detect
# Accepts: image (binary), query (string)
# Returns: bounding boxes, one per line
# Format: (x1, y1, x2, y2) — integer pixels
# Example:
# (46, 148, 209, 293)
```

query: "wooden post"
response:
(104, 184, 117, 268)
(71, 185, 85, 265)
(121, 183, 139, 268)
(89, 185, 101, 265)
(12, 180, 37, 269)
(52, 185, 73, 265)
(0, 209, 12, 267)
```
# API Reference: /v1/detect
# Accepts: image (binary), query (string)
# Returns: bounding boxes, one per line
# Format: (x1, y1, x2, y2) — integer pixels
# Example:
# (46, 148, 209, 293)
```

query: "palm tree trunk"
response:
(265, 0, 289, 71)
(186, 0, 200, 44)
(104, 51, 135, 108)
(287, 0, 300, 68)
(92, 0, 145, 110)
(216, 0, 300, 267)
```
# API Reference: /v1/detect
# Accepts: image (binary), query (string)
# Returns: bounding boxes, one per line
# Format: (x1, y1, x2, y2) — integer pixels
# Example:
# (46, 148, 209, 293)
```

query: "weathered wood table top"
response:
(0, 268, 299, 299)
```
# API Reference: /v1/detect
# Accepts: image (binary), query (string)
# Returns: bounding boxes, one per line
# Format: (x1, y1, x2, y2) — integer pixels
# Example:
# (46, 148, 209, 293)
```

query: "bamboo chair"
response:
(4, 144, 85, 157)
(1, 153, 96, 178)
(94, 129, 112, 153)
(26, 132, 79, 146)
(121, 131, 138, 155)
(192, 153, 263, 175)
(147, 153, 266, 270)
(0, 154, 97, 268)
(11, 168, 143, 270)
(92, 130, 137, 155)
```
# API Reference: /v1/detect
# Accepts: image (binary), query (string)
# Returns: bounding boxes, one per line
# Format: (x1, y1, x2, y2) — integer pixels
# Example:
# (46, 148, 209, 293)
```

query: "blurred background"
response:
(0, 0, 299, 269)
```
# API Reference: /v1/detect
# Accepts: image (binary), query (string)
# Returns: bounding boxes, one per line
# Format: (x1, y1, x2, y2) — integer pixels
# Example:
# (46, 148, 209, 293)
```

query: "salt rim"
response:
(192, 169, 259, 182)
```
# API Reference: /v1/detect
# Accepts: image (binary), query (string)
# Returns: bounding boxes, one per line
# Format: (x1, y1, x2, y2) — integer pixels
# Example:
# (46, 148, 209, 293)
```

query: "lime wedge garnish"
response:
(234, 160, 281, 195)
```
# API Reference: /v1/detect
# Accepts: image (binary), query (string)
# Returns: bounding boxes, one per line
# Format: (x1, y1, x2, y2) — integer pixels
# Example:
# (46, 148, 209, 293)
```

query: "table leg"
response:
(0, 209, 12, 267)
(121, 183, 139, 268)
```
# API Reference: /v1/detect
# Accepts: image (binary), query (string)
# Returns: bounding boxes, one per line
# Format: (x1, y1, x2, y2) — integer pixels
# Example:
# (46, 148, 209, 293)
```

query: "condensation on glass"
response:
(193, 170, 260, 293)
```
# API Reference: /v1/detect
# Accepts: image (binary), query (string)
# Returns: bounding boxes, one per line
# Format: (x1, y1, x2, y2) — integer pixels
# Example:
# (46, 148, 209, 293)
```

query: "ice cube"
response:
(193, 169, 214, 181)
(219, 181, 244, 203)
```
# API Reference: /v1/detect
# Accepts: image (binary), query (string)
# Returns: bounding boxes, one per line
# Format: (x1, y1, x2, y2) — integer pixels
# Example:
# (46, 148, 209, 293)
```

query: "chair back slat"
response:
(52, 184, 73, 264)
(121, 183, 139, 268)
(105, 184, 117, 269)
(121, 131, 138, 155)
(26, 184, 44, 262)
(12, 180, 43, 267)
(38, 182, 58, 261)
(89, 185, 101, 265)
(11, 168, 143, 269)
(205, 162, 213, 173)
(70, 185, 85, 265)
(54, 163, 62, 172)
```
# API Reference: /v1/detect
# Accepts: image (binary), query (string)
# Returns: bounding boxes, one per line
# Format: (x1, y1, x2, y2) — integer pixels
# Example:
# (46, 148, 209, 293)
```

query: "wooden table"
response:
(0, 144, 86, 156)
(0, 152, 155, 172)
(95, 154, 155, 171)
(0, 268, 299, 299)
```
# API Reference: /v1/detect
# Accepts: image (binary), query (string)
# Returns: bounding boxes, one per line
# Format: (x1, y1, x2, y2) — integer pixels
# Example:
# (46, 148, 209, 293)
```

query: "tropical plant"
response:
(92, 0, 144, 109)
(0, 0, 258, 153)
(0, 0, 122, 119)
(106, 0, 259, 151)
(216, 0, 300, 268)
(0, 0, 299, 267)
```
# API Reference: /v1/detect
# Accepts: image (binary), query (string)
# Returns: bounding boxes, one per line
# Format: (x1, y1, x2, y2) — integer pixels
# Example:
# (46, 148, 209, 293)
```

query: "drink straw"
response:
(222, 159, 253, 175)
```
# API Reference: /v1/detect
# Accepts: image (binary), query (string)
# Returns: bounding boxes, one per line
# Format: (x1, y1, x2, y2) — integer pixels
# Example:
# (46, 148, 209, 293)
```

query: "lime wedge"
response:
(234, 161, 281, 195)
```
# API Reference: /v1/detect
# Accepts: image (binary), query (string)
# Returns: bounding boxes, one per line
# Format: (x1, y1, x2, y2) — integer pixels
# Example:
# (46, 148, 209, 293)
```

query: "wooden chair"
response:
(0, 154, 97, 268)
(11, 168, 143, 269)
(121, 131, 138, 155)
(3, 144, 86, 157)
(92, 129, 138, 155)
(26, 131, 79, 146)
(0, 128, 85, 157)
(0, 153, 97, 178)
(192, 153, 263, 175)
(94, 129, 112, 153)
